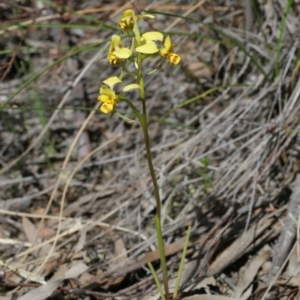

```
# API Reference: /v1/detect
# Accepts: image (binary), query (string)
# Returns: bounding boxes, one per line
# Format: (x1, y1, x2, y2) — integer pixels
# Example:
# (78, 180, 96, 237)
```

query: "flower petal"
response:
(103, 77, 122, 89)
(120, 9, 134, 20)
(100, 103, 114, 114)
(142, 31, 163, 42)
(136, 42, 159, 54)
(108, 53, 119, 65)
(100, 86, 116, 98)
(113, 48, 132, 59)
(98, 94, 113, 104)
(164, 35, 172, 51)
(123, 83, 141, 92)
(111, 35, 122, 48)
(159, 48, 168, 58)
(168, 53, 181, 65)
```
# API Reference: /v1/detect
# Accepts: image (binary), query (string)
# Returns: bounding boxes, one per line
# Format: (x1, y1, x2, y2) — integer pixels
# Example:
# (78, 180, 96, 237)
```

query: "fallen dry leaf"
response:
(22, 217, 38, 245)
(19, 281, 62, 300)
(239, 285, 253, 300)
(19, 260, 89, 300)
(233, 248, 271, 299)
(38, 227, 55, 239)
(1, 257, 45, 285)
(109, 234, 128, 285)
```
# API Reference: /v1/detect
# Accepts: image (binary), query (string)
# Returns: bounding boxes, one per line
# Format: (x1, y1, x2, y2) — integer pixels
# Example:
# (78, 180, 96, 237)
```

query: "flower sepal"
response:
(103, 76, 122, 89)
(123, 83, 141, 92)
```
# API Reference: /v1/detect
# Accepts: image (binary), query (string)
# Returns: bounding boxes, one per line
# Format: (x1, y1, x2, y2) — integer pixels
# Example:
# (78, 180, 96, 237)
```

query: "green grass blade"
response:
(148, 262, 166, 300)
(0, 41, 106, 110)
(159, 86, 222, 123)
(275, 0, 294, 77)
(145, 11, 270, 81)
(173, 225, 191, 299)
(159, 84, 246, 123)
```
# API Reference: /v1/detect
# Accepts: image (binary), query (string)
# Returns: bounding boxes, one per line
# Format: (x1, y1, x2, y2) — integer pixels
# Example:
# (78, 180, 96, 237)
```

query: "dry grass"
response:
(1, 0, 300, 299)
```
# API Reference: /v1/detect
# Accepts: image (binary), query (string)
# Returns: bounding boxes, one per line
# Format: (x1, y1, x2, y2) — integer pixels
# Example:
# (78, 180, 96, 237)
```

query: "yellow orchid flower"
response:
(159, 35, 181, 65)
(98, 86, 118, 114)
(135, 31, 163, 54)
(98, 77, 141, 114)
(118, 9, 135, 31)
(98, 77, 122, 114)
(108, 35, 132, 65)
(118, 9, 155, 31)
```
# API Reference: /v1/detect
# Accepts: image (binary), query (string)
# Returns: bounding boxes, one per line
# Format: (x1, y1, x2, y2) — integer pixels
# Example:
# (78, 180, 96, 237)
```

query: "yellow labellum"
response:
(100, 103, 114, 114)
(168, 53, 181, 65)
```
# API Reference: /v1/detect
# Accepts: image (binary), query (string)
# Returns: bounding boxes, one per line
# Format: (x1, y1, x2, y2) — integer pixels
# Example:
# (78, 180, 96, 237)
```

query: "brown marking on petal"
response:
(108, 53, 120, 65)
(169, 53, 181, 65)
(118, 21, 127, 30)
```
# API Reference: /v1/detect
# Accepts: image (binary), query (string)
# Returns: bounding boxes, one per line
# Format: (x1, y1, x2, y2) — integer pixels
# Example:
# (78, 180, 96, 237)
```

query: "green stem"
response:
(133, 15, 169, 299)
(135, 27, 161, 218)
(140, 114, 161, 218)
(138, 62, 169, 300)
(155, 215, 170, 299)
